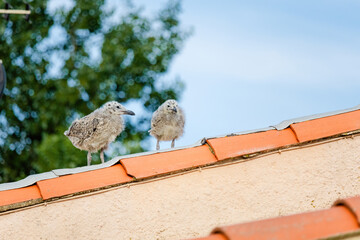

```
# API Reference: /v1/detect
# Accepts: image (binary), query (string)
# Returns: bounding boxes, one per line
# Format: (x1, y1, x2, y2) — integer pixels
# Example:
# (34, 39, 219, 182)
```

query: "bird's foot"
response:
(156, 140, 160, 150)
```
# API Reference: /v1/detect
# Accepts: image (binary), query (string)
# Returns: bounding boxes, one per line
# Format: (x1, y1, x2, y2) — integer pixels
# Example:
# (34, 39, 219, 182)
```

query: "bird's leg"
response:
(100, 149, 105, 164)
(87, 152, 92, 166)
(156, 140, 160, 150)
(171, 139, 175, 148)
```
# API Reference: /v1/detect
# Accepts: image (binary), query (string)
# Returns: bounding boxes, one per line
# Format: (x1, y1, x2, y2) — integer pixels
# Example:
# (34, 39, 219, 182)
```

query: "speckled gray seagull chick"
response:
(149, 99, 185, 150)
(64, 101, 135, 165)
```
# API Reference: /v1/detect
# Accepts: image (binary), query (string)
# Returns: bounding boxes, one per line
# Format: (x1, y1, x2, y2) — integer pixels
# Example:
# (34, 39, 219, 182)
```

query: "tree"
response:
(0, 0, 189, 183)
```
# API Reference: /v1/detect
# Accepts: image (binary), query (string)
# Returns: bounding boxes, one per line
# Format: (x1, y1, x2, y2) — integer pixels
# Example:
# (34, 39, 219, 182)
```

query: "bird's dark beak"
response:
(172, 107, 177, 113)
(124, 110, 135, 115)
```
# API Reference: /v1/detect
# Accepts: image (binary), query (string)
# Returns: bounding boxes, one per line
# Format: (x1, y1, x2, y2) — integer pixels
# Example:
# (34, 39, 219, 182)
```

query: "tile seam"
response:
(34, 183, 45, 201)
(204, 141, 219, 161)
(333, 200, 360, 226)
(289, 125, 301, 143)
(118, 161, 136, 179)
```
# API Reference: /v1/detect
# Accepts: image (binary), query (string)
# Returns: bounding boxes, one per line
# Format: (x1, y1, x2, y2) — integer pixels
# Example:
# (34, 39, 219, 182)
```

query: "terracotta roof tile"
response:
(334, 196, 360, 225)
(194, 234, 227, 240)
(290, 110, 360, 142)
(0, 185, 41, 207)
(214, 206, 357, 240)
(206, 128, 298, 160)
(190, 197, 360, 240)
(37, 164, 133, 200)
(1, 105, 360, 210)
(120, 145, 217, 179)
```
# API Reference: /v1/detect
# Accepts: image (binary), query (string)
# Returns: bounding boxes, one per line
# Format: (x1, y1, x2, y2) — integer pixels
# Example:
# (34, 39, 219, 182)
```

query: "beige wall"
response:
(1, 136, 360, 240)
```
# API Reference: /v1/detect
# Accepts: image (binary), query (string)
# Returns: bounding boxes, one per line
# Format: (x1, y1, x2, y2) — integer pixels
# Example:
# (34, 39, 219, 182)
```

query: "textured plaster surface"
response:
(0, 136, 360, 240)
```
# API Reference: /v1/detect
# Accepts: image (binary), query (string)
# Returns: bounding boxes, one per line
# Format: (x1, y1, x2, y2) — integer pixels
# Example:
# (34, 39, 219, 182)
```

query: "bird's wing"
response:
(178, 108, 185, 128)
(67, 116, 100, 140)
(150, 110, 163, 130)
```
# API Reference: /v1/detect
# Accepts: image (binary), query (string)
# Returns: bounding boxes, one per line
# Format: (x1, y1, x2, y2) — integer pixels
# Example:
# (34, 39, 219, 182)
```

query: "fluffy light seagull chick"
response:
(149, 99, 185, 150)
(64, 101, 135, 165)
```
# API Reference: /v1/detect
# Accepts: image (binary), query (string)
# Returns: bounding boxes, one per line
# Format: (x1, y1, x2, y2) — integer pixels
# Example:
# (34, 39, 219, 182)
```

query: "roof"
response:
(190, 196, 360, 240)
(1, 104, 360, 212)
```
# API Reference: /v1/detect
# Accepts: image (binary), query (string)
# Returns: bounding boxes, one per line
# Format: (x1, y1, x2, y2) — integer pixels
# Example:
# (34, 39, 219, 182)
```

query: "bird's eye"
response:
(116, 106, 120, 109)
(167, 105, 170, 107)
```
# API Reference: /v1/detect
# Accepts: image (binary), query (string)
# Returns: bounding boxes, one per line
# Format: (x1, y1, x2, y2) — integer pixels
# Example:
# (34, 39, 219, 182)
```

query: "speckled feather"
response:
(64, 101, 134, 165)
(149, 100, 185, 149)
(65, 110, 124, 152)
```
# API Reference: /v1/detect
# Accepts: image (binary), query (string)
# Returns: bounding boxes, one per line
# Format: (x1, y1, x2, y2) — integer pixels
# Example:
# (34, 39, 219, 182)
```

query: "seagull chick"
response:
(64, 101, 135, 165)
(149, 99, 185, 150)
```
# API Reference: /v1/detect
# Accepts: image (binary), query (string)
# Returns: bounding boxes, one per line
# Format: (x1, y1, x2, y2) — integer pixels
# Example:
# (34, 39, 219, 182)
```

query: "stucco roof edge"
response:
(0, 139, 204, 191)
(1, 104, 359, 192)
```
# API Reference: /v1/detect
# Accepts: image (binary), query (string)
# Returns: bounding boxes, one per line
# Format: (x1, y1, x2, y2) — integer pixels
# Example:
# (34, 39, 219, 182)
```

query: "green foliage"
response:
(34, 133, 88, 170)
(0, 0, 189, 182)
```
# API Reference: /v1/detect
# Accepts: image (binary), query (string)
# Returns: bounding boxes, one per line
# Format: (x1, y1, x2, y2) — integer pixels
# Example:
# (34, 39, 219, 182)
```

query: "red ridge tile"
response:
(193, 234, 227, 240)
(211, 206, 358, 240)
(290, 110, 360, 142)
(37, 164, 133, 200)
(207, 129, 298, 160)
(0, 185, 42, 207)
(334, 196, 360, 225)
(120, 145, 217, 179)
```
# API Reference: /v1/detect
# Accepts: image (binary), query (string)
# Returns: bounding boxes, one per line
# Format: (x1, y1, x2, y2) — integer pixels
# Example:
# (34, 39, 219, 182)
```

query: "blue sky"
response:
(49, 0, 360, 150)
(134, 0, 360, 149)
